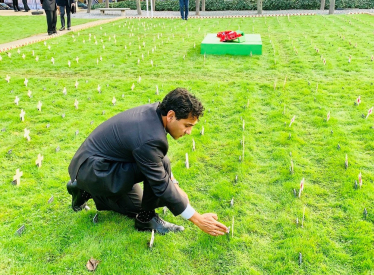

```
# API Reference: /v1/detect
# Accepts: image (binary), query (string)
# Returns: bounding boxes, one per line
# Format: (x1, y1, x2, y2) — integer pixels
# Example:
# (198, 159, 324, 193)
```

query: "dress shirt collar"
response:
(156, 103, 167, 135)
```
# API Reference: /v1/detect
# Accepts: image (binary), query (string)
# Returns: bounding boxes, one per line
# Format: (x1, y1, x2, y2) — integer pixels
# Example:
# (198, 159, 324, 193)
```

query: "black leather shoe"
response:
(59, 27, 65, 31)
(48, 32, 53, 35)
(67, 27, 71, 30)
(66, 180, 92, 211)
(135, 214, 184, 234)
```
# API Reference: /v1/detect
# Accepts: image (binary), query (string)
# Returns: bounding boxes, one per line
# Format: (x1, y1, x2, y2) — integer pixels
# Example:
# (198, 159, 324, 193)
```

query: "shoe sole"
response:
(135, 227, 167, 234)
(135, 225, 184, 234)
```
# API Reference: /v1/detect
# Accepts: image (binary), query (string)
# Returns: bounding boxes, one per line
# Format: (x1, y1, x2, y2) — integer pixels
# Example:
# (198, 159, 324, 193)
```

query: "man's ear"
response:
(167, 110, 175, 121)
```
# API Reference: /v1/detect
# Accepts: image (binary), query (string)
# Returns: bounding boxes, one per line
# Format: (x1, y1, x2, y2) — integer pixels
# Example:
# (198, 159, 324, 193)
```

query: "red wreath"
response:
(217, 31, 242, 42)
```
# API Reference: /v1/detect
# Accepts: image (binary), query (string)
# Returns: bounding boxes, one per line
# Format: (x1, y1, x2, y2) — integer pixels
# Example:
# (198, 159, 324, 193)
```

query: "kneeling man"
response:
(67, 88, 227, 236)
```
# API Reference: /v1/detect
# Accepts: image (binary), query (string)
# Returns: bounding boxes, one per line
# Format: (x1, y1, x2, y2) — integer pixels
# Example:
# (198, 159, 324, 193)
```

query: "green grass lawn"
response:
(0, 14, 373, 274)
(0, 15, 97, 44)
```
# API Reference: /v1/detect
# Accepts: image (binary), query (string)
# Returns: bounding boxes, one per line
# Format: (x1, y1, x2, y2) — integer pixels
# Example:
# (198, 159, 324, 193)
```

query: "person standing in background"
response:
(57, 0, 75, 31)
(22, 0, 30, 11)
(12, 0, 21, 12)
(41, 0, 57, 35)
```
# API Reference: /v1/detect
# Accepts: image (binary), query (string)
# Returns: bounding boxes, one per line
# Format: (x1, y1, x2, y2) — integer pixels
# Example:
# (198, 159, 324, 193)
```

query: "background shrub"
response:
(92, 0, 374, 11)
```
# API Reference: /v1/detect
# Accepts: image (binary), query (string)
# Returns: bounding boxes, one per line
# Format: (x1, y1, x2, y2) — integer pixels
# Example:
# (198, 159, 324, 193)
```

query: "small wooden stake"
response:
(24, 128, 30, 142)
(16, 225, 25, 236)
(345, 154, 348, 169)
(301, 207, 305, 228)
(185, 153, 189, 169)
(48, 195, 54, 204)
(290, 159, 294, 174)
(37, 101, 42, 112)
(148, 229, 155, 248)
(13, 169, 23, 185)
(93, 213, 98, 224)
(20, 109, 25, 122)
(298, 178, 305, 198)
(35, 154, 43, 168)
(231, 217, 234, 238)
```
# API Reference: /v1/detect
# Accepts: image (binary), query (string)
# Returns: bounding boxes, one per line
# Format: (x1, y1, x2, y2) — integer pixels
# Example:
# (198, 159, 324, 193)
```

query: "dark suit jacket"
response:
(56, 0, 74, 7)
(41, 0, 56, 10)
(68, 103, 187, 216)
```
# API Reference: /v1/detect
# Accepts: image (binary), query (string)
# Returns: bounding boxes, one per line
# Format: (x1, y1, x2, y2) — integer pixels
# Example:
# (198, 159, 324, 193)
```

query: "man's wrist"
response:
(188, 211, 201, 225)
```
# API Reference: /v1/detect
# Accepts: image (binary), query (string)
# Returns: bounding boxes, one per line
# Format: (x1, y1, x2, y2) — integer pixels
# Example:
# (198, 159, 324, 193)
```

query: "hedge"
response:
(92, 0, 374, 11)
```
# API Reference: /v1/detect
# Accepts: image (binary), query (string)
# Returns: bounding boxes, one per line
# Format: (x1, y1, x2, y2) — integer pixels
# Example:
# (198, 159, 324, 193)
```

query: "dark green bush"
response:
(92, 0, 374, 11)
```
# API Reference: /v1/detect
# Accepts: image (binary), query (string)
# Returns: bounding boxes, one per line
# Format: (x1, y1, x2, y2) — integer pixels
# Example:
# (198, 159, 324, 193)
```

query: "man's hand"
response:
(189, 212, 228, 236)
(175, 184, 189, 204)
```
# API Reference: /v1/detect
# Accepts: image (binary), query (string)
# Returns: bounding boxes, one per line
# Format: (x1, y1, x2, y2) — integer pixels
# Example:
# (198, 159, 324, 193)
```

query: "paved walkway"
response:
(73, 8, 374, 19)
(0, 8, 373, 52)
(0, 12, 124, 52)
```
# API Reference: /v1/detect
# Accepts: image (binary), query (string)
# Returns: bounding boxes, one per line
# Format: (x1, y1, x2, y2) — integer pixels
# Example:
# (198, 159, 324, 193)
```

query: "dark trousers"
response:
(75, 155, 172, 218)
(179, 0, 189, 19)
(58, 5, 71, 28)
(22, 0, 30, 11)
(45, 9, 57, 34)
(13, 0, 20, 11)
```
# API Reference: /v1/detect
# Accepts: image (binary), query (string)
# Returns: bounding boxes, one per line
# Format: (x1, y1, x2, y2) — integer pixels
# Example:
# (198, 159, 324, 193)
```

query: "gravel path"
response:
(72, 8, 374, 19)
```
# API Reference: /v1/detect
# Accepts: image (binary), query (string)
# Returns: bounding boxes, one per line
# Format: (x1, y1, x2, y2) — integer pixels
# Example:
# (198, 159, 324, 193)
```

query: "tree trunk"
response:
(257, 0, 262, 15)
(320, 0, 325, 10)
(87, 0, 92, 13)
(329, 0, 335, 14)
(105, 0, 109, 8)
(202, 0, 205, 12)
(136, 0, 141, 15)
(195, 0, 200, 16)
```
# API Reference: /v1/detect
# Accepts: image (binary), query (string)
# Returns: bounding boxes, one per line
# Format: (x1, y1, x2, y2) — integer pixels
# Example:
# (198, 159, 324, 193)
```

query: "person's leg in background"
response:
(59, 6, 65, 30)
(13, 0, 20, 11)
(45, 10, 54, 34)
(66, 4, 71, 30)
(179, 0, 185, 20)
(184, 0, 189, 20)
(52, 8, 57, 33)
(22, 0, 30, 11)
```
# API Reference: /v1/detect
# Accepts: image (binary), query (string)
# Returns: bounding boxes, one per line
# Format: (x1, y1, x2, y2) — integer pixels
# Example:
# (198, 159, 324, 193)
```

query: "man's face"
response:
(166, 111, 198, 140)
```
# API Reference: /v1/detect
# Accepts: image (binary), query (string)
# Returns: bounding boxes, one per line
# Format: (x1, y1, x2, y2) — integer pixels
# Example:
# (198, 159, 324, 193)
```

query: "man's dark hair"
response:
(159, 88, 204, 120)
